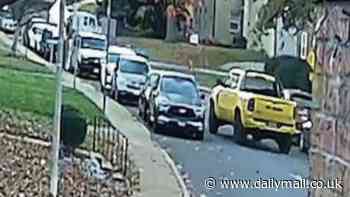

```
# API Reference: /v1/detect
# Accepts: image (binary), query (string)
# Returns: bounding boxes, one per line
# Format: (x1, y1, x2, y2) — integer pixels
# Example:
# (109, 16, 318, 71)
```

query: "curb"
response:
(161, 149, 190, 197)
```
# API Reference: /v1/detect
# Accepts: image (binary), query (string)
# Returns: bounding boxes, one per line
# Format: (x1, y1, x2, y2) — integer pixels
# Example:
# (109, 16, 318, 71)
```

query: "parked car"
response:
(284, 89, 318, 153)
(100, 45, 136, 92)
(112, 54, 150, 103)
(25, 22, 58, 53)
(68, 31, 107, 77)
(209, 69, 298, 154)
(0, 10, 17, 33)
(139, 70, 205, 140)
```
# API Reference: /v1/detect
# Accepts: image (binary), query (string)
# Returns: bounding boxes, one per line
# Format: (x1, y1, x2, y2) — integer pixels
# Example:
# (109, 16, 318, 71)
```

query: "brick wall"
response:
(311, 3, 350, 197)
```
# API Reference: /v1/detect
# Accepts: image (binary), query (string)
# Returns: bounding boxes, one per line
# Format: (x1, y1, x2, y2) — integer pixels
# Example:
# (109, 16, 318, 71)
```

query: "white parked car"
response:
(112, 54, 151, 103)
(0, 10, 17, 33)
(26, 22, 58, 52)
(68, 31, 107, 77)
(100, 45, 136, 91)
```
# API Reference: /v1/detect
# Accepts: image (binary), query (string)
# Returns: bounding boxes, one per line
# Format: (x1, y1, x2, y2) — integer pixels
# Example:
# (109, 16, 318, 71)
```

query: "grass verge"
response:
(0, 67, 103, 121)
(118, 36, 267, 69)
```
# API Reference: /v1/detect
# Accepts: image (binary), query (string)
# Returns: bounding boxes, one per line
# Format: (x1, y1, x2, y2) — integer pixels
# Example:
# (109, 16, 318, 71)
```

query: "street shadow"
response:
(214, 126, 281, 154)
(77, 73, 100, 81)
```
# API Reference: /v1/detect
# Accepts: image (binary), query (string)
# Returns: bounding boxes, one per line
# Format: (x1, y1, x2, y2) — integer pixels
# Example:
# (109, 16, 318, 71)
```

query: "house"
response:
(306, 2, 350, 196)
(197, 0, 244, 46)
(243, 0, 308, 58)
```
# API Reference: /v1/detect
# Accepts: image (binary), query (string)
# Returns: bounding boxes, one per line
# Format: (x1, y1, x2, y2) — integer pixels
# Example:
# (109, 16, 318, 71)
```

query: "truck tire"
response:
(233, 111, 246, 144)
(208, 100, 219, 134)
(277, 134, 292, 154)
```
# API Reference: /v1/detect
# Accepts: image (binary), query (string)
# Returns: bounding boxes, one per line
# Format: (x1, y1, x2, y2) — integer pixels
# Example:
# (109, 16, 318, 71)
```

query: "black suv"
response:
(138, 71, 205, 140)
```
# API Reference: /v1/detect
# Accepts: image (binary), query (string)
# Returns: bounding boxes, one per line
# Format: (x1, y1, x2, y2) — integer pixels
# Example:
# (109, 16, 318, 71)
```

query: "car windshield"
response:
(108, 53, 120, 63)
(119, 59, 149, 75)
(161, 76, 199, 99)
(81, 37, 105, 50)
(241, 76, 280, 97)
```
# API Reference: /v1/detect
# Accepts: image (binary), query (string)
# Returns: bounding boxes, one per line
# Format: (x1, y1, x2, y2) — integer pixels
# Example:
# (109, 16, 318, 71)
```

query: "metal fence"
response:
(85, 116, 129, 177)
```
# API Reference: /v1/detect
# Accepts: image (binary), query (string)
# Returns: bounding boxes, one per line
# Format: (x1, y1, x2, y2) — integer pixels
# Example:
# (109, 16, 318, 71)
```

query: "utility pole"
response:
(103, 0, 111, 113)
(73, 0, 79, 89)
(50, 0, 65, 196)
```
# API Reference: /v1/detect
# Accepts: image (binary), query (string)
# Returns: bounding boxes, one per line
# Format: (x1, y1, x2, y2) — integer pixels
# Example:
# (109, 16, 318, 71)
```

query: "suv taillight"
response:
(247, 98, 255, 112)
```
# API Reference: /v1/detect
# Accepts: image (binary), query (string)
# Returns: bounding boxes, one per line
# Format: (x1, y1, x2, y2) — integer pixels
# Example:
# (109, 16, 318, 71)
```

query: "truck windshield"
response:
(161, 77, 199, 99)
(241, 77, 280, 97)
(119, 59, 149, 75)
(81, 38, 105, 50)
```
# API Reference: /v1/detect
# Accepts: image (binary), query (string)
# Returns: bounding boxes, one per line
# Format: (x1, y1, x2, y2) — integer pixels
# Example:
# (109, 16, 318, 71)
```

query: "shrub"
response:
(60, 105, 87, 150)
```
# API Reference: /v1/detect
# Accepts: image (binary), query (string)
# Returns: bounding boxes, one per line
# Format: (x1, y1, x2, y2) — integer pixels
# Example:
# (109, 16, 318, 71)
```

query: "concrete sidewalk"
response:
(0, 32, 183, 197)
(63, 75, 183, 197)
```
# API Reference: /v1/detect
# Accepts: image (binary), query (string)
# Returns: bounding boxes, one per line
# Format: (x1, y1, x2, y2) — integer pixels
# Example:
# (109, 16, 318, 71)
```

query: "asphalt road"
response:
(77, 75, 309, 197)
(126, 106, 310, 197)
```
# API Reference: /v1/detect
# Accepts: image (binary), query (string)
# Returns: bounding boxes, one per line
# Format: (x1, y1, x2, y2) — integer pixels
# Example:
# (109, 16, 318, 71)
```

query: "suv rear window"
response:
(119, 59, 149, 75)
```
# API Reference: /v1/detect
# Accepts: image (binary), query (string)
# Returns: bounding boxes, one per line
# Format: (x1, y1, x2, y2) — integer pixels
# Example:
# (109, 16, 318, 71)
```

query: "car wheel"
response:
(277, 134, 292, 154)
(196, 131, 204, 141)
(208, 100, 219, 134)
(152, 114, 160, 133)
(233, 111, 246, 144)
(141, 104, 148, 122)
(100, 82, 105, 94)
(114, 88, 120, 102)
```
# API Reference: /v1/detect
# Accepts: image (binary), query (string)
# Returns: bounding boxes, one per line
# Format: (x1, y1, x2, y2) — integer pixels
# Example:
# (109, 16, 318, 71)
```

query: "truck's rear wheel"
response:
(233, 111, 246, 144)
(277, 134, 292, 154)
(208, 100, 219, 134)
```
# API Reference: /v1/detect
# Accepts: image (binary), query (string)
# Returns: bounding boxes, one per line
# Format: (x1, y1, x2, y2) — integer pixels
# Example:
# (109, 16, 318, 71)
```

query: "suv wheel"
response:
(113, 88, 120, 102)
(208, 101, 219, 134)
(233, 111, 246, 144)
(196, 131, 204, 141)
(152, 114, 160, 133)
(277, 134, 292, 154)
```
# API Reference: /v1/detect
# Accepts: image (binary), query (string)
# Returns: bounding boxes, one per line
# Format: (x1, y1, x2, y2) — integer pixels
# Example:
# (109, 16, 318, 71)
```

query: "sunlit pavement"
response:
(76, 73, 309, 197)
(127, 106, 309, 197)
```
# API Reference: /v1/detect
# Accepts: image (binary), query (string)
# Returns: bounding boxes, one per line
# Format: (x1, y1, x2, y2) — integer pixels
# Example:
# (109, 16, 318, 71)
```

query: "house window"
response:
(300, 31, 308, 60)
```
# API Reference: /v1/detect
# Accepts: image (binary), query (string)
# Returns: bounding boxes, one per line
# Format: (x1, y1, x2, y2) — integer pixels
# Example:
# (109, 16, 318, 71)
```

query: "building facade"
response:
(243, 0, 307, 58)
(309, 1, 350, 197)
(198, 0, 243, 46)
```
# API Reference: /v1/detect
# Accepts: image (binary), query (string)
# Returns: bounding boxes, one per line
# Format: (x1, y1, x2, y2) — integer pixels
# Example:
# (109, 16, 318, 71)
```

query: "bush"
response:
(60, 105, 87, 150)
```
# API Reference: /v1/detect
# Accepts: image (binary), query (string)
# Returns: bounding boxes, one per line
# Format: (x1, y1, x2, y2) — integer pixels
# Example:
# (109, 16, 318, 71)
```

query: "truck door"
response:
(217, 74, 240, 121)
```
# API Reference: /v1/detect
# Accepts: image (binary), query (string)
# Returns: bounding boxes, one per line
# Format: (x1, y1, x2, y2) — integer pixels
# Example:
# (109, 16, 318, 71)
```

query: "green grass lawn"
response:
(0, 39, 103, 121)
(118, 36, 267, 69)
(0, 67, 103, 121)
(0, 40, 51, 74)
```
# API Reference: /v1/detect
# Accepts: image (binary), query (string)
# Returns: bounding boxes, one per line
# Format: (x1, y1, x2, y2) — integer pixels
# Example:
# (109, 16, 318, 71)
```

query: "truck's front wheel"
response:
(208, 100, 219, 134)
(277, 134, 292, 154)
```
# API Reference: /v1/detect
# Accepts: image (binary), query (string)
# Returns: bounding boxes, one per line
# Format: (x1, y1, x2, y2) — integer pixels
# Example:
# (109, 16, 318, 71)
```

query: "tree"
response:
(255, 0, 326, 39)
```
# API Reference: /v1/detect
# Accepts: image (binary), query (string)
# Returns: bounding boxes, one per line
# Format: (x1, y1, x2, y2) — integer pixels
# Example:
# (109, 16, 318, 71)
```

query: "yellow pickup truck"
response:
(209, 69, 298, 154)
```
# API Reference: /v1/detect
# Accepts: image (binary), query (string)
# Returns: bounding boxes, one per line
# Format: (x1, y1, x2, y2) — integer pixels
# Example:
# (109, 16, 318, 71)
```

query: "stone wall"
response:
(311, 3, 350, 197)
